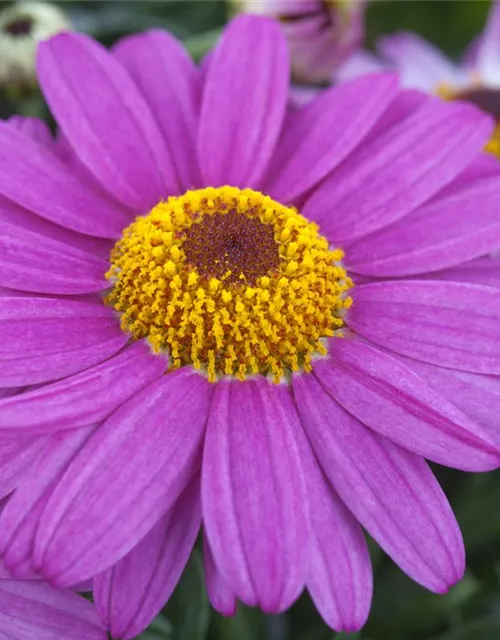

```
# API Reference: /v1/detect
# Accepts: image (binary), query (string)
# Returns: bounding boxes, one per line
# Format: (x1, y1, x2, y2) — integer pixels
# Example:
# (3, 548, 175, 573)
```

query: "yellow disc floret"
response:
(106, 186, 352, 383)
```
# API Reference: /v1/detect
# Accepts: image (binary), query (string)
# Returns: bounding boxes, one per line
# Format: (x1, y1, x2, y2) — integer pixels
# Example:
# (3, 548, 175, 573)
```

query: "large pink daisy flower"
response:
(1, 14, 500, 638)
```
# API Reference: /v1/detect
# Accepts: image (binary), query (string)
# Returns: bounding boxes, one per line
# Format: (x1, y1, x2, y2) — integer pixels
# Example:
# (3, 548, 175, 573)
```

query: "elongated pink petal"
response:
(34, 370, 211, 586)
(293, 373, 464, 593)
(0, 580, 106, 640)
(0, 297, 127, 388)
(394, 355, 500, 442)
(0, 343, 165, 433)
(113, 29, 202, 191)
(0, 437, 45, 501)
(0, 222, 108, 294)
(347, 280, 500, 374)
(288, 404, 372, 632)
(198, 16, 289, 189)
(315, 339, 500, 470)
(203, 533, 237, 617)
(7, 116, 52, 145)
(265, 74, 398, 202)
(95, 478, 200, 639)
(0, 426, 98, 575)
(0, 196, 113, 258)
(0, 123, 130, 239)
(38, 32, 179, 210)
(345, 175, 500, 276)
(304, 99, 492, 243)
(430, 257, 500, 288)
(202, 380, 309, 612)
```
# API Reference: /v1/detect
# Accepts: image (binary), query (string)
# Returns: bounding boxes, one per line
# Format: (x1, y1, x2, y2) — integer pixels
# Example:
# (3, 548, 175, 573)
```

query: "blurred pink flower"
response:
(237, 0, 366, 83)
(338, 0, 500, 155)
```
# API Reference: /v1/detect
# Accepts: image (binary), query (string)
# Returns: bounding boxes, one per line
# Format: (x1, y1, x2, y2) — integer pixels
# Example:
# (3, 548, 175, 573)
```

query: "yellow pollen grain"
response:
(105, 186, 353, 383)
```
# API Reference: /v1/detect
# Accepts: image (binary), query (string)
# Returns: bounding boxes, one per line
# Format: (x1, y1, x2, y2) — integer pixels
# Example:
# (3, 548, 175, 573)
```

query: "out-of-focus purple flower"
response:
(236, 0, 366, 83)
(338, 0, 500, 156)
(1, 15, 500, 640)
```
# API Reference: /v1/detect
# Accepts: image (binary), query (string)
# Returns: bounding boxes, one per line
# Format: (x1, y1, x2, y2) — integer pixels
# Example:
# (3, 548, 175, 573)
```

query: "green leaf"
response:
(165, 549, 210, 640)
(209, 605, 266, 640)
(137, 615, 173, 640)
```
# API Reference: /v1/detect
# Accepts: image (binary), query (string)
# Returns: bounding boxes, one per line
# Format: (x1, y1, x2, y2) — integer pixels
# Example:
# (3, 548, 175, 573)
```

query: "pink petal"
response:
(315, 339, 500, 470)
(0, 426, 98, 575)
(34, 370, 212, 586)
(113, 29, 202, 191)
(345, 174, 500, 276)
(202, 533, 237, 617)
(0, 343, 165, 433)
(0, 122, 131, 239)
(202, 380, 309, 612)
(347, 280, 500, 374)
(0, 580, 106, 640)
(293, 373, 464, 593)
(430, 257, 500, 288)
(0, 437, 46, 501)
(289, 404, 372, 632)
(304, 99, 492, 244)
(7, 116, 52, 145)
(0, 222, 108, 294)
(95, 478, 201, 640)
(0, 297, 127, 388)
(37, 32, 179, 210)
(198, 16, 289, 189)
(265, 74, 399, 202)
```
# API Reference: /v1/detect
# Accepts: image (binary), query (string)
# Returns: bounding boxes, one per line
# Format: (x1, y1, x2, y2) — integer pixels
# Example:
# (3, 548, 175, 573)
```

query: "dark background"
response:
(2, 1, 500, 638)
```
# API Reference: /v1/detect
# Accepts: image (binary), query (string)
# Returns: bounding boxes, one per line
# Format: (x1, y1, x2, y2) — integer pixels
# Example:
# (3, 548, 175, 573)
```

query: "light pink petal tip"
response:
(203, 533, 237, 617)
(0, 580, 106, 640)
(113, 29, 202, 191)
(347, 280, 500, 375)
(34, 370, 212, 586)
(95, 479, 201, 640)
(37, 31, 179, 211)
(7, 116, 52, 145)
(293, 374, 464, 593)
(198, 15, 289, 189)
(202, 380, 309, 613)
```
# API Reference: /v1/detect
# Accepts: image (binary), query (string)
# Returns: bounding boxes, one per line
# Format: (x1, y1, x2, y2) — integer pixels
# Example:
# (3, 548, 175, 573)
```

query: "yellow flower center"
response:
(106, 186, 352, 383)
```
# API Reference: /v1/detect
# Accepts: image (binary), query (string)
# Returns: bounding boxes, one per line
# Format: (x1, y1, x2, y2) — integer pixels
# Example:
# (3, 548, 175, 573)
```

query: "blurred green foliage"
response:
(2, 1, 500, 638)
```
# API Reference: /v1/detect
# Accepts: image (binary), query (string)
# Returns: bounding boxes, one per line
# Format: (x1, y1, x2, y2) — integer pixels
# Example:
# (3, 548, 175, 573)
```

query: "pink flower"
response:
(0, 14, 500, 638)
(338, 0, 500, 155)
(236, 0, 366, 83)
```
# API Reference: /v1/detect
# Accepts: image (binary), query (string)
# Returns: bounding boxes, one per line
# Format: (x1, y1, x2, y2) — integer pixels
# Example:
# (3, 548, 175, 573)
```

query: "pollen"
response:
(105, 186, 353, 383)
